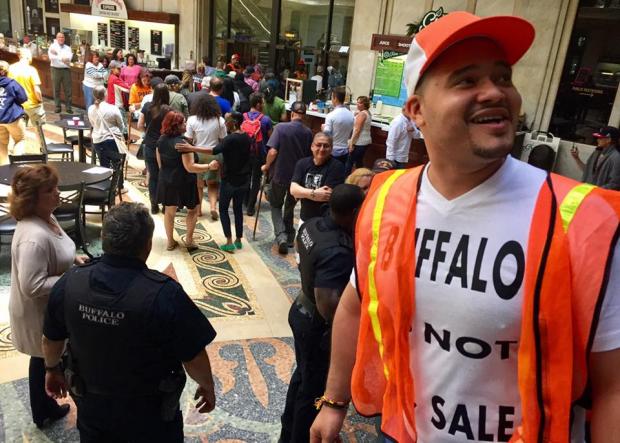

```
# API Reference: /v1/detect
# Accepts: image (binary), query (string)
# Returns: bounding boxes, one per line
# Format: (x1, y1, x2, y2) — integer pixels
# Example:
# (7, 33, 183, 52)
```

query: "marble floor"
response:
(0, 103, 376, 442)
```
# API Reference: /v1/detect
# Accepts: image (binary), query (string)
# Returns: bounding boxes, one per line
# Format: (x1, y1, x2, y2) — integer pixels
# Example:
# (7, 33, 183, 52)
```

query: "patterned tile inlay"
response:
(0, 337, 376, 442)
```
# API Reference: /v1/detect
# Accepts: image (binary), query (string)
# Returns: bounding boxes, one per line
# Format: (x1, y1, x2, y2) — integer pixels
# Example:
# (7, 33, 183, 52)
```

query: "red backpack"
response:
(241, 112, 264, 155)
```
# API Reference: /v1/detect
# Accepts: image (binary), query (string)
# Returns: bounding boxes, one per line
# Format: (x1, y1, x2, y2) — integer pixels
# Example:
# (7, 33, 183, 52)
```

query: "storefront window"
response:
(0, 0, 11, 36)
(230, 0, 271, 43)
(327, 2, 354, 87)
(214, 0, 229, 39)
(280, 0, 329, 79)
(549, 2, 620, 143)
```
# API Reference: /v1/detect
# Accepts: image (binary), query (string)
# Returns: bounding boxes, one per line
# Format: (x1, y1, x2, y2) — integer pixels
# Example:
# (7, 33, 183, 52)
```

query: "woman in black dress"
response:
(138, 83, 171, 214)
(176, 112, 251, 252)
(156, 111, 214, 251)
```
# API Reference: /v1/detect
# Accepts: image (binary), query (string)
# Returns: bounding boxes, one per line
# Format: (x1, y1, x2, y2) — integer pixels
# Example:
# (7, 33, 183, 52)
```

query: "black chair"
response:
(0, 200, 17, 254)
(36, 122, 74, 162)
(54, 182, 91, 258)
(83, 153, 126, 223)
(9, 153, 47, 164)
(59, 113, 93, 150)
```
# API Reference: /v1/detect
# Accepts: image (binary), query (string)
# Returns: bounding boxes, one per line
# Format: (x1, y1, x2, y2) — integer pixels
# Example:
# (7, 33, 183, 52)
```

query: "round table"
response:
(52, 119, 93, 163)
(0, 161, 112, 187)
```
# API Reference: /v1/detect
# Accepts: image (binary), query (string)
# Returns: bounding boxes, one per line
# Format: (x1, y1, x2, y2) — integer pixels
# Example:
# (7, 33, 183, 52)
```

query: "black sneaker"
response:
(278, 241, 288, 255)
(247, 207, 255, 216)
(66, 109, 74, 114)
(54, 108, 61, 113)
(151, 204, 159, 215)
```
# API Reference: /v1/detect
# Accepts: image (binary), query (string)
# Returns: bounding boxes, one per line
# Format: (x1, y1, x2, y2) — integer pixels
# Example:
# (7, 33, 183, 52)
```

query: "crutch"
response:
(252, 173, 268, 240)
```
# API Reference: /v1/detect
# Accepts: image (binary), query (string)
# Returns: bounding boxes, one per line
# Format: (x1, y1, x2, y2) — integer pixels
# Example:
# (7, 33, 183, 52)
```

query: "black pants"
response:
(94, 139, 124, 189)
(280, 302, 330, 443)
(29, 356, 61, 423)
(219, 180, 248, 239)
(245, 154, 264, 212)
(74, 394, 183, 443)
(144, 145, 159, 206)
(345, 144, 369, 176)
(268, 181, 297, 244)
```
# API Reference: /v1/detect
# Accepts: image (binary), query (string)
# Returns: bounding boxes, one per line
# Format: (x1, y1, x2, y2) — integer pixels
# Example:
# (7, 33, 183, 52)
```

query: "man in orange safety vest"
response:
(310, 11, 620, 443)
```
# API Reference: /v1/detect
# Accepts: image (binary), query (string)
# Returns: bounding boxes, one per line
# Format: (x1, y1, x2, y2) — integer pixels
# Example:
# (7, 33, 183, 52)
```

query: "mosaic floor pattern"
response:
(0, 101, 376, 441)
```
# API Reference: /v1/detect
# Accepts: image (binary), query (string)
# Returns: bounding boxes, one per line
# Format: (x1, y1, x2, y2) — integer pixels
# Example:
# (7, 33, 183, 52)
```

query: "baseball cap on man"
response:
(593, 126, 620, 141)
(404, 11, 535, 95)
(164, 74, 180, 85)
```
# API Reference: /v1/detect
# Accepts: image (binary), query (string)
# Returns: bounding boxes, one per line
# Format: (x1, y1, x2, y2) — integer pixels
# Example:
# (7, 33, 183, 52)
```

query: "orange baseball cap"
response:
(404, 11, 535, 95)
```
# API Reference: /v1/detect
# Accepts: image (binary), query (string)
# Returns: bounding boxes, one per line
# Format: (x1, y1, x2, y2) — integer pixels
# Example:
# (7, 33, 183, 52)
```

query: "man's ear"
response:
(405, 94, 425, 129)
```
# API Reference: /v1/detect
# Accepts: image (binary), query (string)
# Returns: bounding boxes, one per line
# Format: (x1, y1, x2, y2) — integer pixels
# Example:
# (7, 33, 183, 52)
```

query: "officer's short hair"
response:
(329, 184, 365, 218)
(102, 203, 154, 257)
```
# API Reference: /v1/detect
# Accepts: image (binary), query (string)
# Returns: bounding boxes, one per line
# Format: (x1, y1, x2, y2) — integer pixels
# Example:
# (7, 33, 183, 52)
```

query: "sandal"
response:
(166, 240, 178, 251)
(220, 244, 235, 253)
(234, 239, 243, 250)
(185, 242, 199, 252)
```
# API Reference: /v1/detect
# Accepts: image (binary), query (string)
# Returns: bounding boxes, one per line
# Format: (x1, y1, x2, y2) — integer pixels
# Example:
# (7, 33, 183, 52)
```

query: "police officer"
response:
(280, 184, 365, 443)
(42, 202, 217, 442)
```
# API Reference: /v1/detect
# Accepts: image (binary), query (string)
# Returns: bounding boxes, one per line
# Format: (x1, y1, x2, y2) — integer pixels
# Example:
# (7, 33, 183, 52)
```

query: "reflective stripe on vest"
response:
(368, 169, 407, 381)
(352, 167, 620, 443)
(559, 183, 596, 232)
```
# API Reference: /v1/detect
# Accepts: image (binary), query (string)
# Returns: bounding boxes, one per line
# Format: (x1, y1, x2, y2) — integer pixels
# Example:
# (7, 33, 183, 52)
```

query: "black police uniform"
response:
(43, 254, 216, 443)
(279, 215, 354, 443)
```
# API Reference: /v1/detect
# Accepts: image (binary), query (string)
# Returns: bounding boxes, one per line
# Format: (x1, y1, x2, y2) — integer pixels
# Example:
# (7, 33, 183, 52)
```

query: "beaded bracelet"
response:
(314, 395, 350, 411)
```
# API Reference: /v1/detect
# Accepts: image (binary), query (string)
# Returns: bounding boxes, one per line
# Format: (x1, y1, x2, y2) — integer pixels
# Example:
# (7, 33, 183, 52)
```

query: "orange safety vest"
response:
(351, 165, 620, 442)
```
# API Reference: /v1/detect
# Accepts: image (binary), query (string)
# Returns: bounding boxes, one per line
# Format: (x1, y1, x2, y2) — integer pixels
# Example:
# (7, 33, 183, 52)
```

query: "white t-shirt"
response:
(352, 156, 620, 442)
(88, 102, 124, 144)
(184, 115, 226, 147)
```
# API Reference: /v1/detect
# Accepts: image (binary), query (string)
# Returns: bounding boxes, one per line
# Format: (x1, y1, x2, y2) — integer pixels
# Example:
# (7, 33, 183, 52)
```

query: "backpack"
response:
(241, 112, 264, 155)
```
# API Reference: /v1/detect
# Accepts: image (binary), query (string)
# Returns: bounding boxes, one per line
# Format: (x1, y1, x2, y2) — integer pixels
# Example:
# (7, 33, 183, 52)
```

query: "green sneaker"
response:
(220, 244, 235, 253)
(234, 239, 243, 250)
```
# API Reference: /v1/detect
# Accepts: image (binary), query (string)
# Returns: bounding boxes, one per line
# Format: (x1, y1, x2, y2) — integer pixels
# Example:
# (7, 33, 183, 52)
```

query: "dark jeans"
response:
(280, 302, 330, 443)
(332, 153, 347, 165)
(268, 181, 297, 244)
(392, 160, 407, 169)
(51, 67, 72, 111)
(219, 180, 248, 239)
(29, 357, 62, 424)
(74, 394, 183, 443)
(345, 144, 369, 176)
(245, 154, 264, 212)
(94, 139, 124, 189)
(144, 145, 159, 206)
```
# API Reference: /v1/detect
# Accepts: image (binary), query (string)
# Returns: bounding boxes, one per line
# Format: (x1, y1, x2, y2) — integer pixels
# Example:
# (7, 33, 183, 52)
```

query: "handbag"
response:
(136, 142, 145, 159)
(95, 105, 129, 155)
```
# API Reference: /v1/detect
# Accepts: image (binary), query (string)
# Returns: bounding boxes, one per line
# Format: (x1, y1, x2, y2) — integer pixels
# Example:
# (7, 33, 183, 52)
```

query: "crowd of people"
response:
(3, 10, 620, 443)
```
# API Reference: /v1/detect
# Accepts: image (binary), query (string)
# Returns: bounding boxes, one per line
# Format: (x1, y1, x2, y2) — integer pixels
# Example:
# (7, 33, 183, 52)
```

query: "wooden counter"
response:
(0, 48, 184, 111)
(301, 111, 428, 169)
(0, 48, 86, 109)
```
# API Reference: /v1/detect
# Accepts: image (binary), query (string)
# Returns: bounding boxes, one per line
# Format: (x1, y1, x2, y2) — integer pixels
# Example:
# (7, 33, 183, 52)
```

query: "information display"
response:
(372, 55, 408, 108)
(110, 20, 126, 49)
(97, 22, 108, 47)
(374, 58, 404, 98)
(128, 27, 139, 50)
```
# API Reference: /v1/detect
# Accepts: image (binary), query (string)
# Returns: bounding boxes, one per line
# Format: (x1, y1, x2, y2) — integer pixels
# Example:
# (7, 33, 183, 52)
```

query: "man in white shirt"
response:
(48, 33, 73, 114)
(311, 65, 323, 92)
(322, 87, 354, 164)
(385, 107, 421, 168)
(310, 11, 620, 443)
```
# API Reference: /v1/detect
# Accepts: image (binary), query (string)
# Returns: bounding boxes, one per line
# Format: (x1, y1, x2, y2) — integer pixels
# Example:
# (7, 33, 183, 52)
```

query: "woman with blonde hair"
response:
(345, 96, 372, 176)
(345, 167, 374, 195)
(9, 164, 85, 428)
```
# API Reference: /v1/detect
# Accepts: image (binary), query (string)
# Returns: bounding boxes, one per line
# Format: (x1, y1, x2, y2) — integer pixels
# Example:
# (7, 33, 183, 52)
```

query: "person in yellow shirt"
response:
(8, 48, 45, 150)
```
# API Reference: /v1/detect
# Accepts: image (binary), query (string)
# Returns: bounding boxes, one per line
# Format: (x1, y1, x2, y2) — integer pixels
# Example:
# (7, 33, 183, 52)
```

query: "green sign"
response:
(374, 58, 404, 98)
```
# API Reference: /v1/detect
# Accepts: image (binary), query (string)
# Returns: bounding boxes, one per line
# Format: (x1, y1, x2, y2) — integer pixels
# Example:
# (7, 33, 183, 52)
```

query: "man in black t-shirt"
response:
(290, 132, 346, 224)
(279, 184, 365, 443)
(42, 203, 217, 442)
(263, 101, 313, 254)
